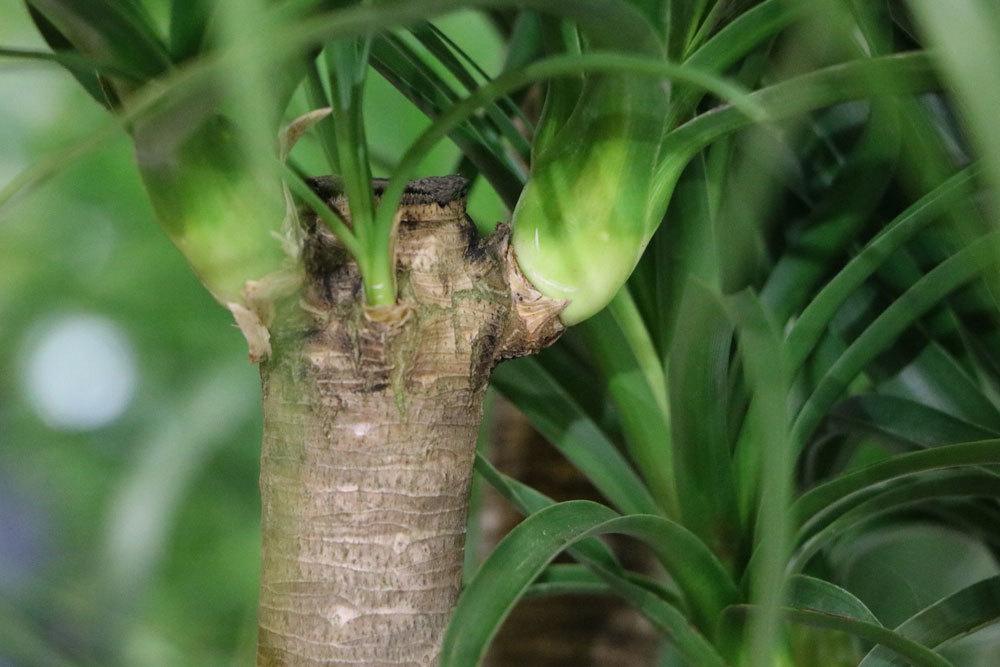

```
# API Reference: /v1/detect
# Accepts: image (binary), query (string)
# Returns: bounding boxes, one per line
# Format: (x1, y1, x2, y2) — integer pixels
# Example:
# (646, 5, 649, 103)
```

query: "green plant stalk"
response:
(333, 96, 396, 306)
(324, 38, 398, 306)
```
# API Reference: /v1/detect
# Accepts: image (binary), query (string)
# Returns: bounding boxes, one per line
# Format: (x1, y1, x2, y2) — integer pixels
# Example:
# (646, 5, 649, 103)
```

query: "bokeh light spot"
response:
(23, 314, 138, 431)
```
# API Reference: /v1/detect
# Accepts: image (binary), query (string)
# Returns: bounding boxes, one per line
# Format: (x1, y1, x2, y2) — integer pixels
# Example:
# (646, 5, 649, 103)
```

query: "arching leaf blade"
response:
(860, 575, 1000, 666)
(439, 500, 733, 667)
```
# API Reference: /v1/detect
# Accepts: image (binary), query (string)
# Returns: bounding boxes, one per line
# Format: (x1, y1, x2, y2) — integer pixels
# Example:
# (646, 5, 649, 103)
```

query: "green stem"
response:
(362, 241, 398, 306)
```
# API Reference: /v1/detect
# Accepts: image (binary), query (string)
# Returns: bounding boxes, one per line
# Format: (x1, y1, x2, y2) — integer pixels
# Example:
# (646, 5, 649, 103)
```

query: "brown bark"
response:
(255, 177, 561, 666)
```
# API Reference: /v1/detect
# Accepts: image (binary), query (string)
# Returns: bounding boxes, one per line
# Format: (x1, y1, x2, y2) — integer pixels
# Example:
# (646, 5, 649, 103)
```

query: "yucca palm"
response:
(6, 0, 1000, 665)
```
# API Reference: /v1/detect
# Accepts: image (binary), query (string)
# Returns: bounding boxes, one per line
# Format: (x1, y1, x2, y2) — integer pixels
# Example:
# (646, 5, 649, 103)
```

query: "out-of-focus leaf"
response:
(103, 364, 257, 599)
(762, 105, 900, 325)
(23, 5, 119, 108)
(726, 291, 793, 667)
(792, 232, 1000, 447)
(792, 470, 1000, 571)
(860, 575, 1000, 666)
(0, 600, 80, 667)
(724, 605, 951, 667)
(26, 0, 171, 83)
(908, 0, 1000, 211)
(784, 166, 980, 371)
(883, 343, 1000, 433)
(655, 52, 939, 203)
(793, 439, 1000, 528)
(788, 574, 881, 626)
(169, 0, 214, 60)
(669, 280, 741, 559)
(0, 45, 137, 81)
(828, 394, 998, 448)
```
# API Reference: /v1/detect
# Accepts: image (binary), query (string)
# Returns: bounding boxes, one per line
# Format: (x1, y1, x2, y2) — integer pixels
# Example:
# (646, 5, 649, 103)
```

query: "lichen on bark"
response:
(255, 177, 562, 666)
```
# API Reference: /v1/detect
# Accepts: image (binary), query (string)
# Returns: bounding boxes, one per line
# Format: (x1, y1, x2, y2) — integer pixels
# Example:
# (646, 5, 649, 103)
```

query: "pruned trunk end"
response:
(256, 177, 562, 666)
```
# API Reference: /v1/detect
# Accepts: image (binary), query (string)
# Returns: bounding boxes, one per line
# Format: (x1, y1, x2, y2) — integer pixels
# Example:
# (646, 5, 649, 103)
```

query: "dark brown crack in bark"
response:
(256, 177, 563, 666)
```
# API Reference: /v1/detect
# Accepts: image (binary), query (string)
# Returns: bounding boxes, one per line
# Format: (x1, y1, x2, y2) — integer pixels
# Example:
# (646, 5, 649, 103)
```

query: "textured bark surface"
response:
(256, 177, 561, 666)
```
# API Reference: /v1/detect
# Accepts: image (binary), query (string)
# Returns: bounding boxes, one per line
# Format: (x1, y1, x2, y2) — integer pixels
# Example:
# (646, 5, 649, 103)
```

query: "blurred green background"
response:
(0, 4, 506, 664)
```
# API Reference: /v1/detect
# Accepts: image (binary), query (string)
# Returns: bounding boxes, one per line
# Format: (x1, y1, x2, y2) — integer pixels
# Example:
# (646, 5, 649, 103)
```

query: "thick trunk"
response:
(255, 177, 562, 666)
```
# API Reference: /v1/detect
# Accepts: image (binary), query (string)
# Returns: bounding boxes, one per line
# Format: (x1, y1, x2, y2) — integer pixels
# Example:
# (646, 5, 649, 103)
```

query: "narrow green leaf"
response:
(656, 52, 939, 205)
(792, 470, 1000, 571)
(491, 358, 659, 516)
(530, 14, 582, 162)
(369, 31, 525, 207)
(0, 45, 137, 80)
(473, 453, 620, 570)
(281, 163, 360, 257)
(410, 23, 531, 158)
(474, 452, 690, 625)
(525, 564, 615, 598)
(580, 290, 677, 516)
(304, 58, 340, 174)
(761, 104, 901, 324)
(666, 0, 710, 59)
(791, 232, 1000, 448)
(784, 166, 981, 373)
(684, 0, 807, 77)
(669, 281, 741, 558)
(27, 0, 172, 82)
(284, 0, 664, 57)
(724, 605, 952, 667)
(440, 501, 734, 667)
(828, 395, 999, 448)
(525, 564, 681, 607)
(727, 291, 795, 667)
(788, 574, 881, 626)
(793, 439, 1000, 528)
(860, 575, 1000, 666)
(169, 0, 214, 60)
